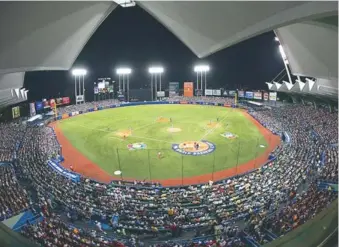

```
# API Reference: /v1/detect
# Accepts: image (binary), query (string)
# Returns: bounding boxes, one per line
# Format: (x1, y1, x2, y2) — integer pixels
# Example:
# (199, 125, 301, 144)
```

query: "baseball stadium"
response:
(0, 2, 338, 247)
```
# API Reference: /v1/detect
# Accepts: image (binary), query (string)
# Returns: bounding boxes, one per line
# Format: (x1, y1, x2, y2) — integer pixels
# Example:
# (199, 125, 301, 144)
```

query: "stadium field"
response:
(53, 104, 280, 186)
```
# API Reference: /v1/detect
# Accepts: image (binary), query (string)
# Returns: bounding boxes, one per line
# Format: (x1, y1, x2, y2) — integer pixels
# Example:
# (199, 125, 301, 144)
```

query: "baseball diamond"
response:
(53, 103, 280, 185)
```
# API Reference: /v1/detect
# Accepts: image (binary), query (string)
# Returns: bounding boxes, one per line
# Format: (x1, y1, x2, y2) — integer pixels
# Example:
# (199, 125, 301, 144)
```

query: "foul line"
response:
(131, 121, 159, 131)
(200, 113, 229, 140)
(110, 135, 173, 144)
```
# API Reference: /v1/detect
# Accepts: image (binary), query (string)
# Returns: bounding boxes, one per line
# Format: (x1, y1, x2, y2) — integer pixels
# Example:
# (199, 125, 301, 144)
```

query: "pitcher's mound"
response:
(157, 117, 170, 123)
(167, 127, 182, 133)
(206, 122, 221, 128)
(116, 130, 132, 137)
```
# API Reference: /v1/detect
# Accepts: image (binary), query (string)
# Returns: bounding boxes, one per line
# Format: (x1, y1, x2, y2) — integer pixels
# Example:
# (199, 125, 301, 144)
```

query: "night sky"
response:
(24, 5, 285, 102)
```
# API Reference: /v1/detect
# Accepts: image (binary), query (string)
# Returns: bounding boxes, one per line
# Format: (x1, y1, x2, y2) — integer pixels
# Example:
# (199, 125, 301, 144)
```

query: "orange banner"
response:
(184, 82, 194, 97)
(180, 101, 188, 104)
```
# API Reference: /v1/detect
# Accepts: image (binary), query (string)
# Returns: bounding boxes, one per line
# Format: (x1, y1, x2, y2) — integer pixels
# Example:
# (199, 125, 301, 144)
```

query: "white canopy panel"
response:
(275, 21, 338, 81)
(0, 2, 117, 74)
(138, 1, 337, 58)
(271, 78, 338, 100)
(0, 72, 25, 91)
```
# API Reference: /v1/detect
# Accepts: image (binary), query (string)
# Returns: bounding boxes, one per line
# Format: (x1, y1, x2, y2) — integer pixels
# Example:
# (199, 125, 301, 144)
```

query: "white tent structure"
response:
(0, 1, 337, 107)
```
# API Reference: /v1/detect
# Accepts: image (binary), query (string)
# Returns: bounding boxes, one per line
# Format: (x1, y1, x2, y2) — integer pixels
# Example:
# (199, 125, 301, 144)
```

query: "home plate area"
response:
(172, 140, 216, 156)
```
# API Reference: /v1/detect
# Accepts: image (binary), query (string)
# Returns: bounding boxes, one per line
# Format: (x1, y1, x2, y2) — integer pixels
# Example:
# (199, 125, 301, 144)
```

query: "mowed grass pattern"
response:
(59, 105, 267, 180)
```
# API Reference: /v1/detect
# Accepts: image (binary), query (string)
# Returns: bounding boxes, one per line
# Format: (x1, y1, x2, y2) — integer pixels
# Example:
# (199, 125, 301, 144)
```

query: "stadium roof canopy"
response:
(0, 1, 337, 107)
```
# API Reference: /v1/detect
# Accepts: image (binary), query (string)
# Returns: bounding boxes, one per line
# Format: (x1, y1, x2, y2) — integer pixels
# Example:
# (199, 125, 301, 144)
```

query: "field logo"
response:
(127, 143, 147, 151)
(220, 132, 237, 139)
(172, 140, 215, 156)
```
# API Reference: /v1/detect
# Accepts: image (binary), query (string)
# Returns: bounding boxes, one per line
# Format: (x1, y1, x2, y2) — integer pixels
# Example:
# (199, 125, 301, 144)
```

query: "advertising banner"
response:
(35, 101, 43, 111)
(269, 92, 277, 101)
(228, 90, 236, 96)
(94, 87, 99, 94)
(62, 97, 70, 105)
(42, 99, 50, 108)
(195, 89, 202, 96)
(254, 92, 262, 100)
(29, 103, 36, 117)
(212, 89, 221, 96)
(12, 106, 20, 119)
(264, 92, 269, 101)
(49, 99, 56, 108)
(205, 89, 213, 96)
(109, 86, 114, 93)
(118, 92, 125, 102)
(76, 95, 84, 103)
(98, 82, 105, 89)
(183, 82, 194, 97)
(157, 91, 165, 97)
(223, 91, 228, 96)
(238, 91, 244, 97)
(56, 98, 62, 105)
(169, 82, 179, 96)
(245, 91, 254, 99)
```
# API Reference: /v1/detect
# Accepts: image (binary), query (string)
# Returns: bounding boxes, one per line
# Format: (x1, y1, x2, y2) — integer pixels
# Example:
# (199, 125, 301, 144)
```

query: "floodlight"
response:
(72, 68, 87, 76)
(148, 67, 164, 74)
(278, 45, 288, 64)
(274, 37, 279, 42)
(116, 68, 132, 75)
(113, 0, 135, 7)
(194, 65, 210, 72)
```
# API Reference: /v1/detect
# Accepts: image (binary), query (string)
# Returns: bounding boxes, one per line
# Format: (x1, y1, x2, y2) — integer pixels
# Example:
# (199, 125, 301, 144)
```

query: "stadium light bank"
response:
(116, 67, 132, 102)
(71, 68, 87, 105)
(148, 66, 164, 101)
(194, 65, 210, 96)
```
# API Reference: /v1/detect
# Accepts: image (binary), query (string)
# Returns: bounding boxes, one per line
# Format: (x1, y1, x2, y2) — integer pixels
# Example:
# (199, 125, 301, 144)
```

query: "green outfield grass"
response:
(58, 104, 267, 180)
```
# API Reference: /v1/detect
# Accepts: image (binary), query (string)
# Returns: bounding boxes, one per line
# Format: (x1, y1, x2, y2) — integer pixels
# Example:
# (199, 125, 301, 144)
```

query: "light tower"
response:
(71, 68, 87, 104)
(194, 65, 209, 96)
(274, 37, 293, 84)
(148, 66, 164, 101)
(116, 68, 132, 102)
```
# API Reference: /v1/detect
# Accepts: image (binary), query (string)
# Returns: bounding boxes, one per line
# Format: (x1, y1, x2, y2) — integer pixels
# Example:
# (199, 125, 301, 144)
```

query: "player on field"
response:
(157, 152, 162, 159)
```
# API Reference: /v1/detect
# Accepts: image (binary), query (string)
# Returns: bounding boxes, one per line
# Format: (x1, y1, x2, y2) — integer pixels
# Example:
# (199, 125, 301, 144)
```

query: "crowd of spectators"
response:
(21, 213, 130, 247)
(167, 96, 235, 105)
(57, 99, 120, 115)
(0, 164, 30, 221)
(0, 99, 337, 247)
(317, 146, 338, 183)
(0, 122, 26, 162)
